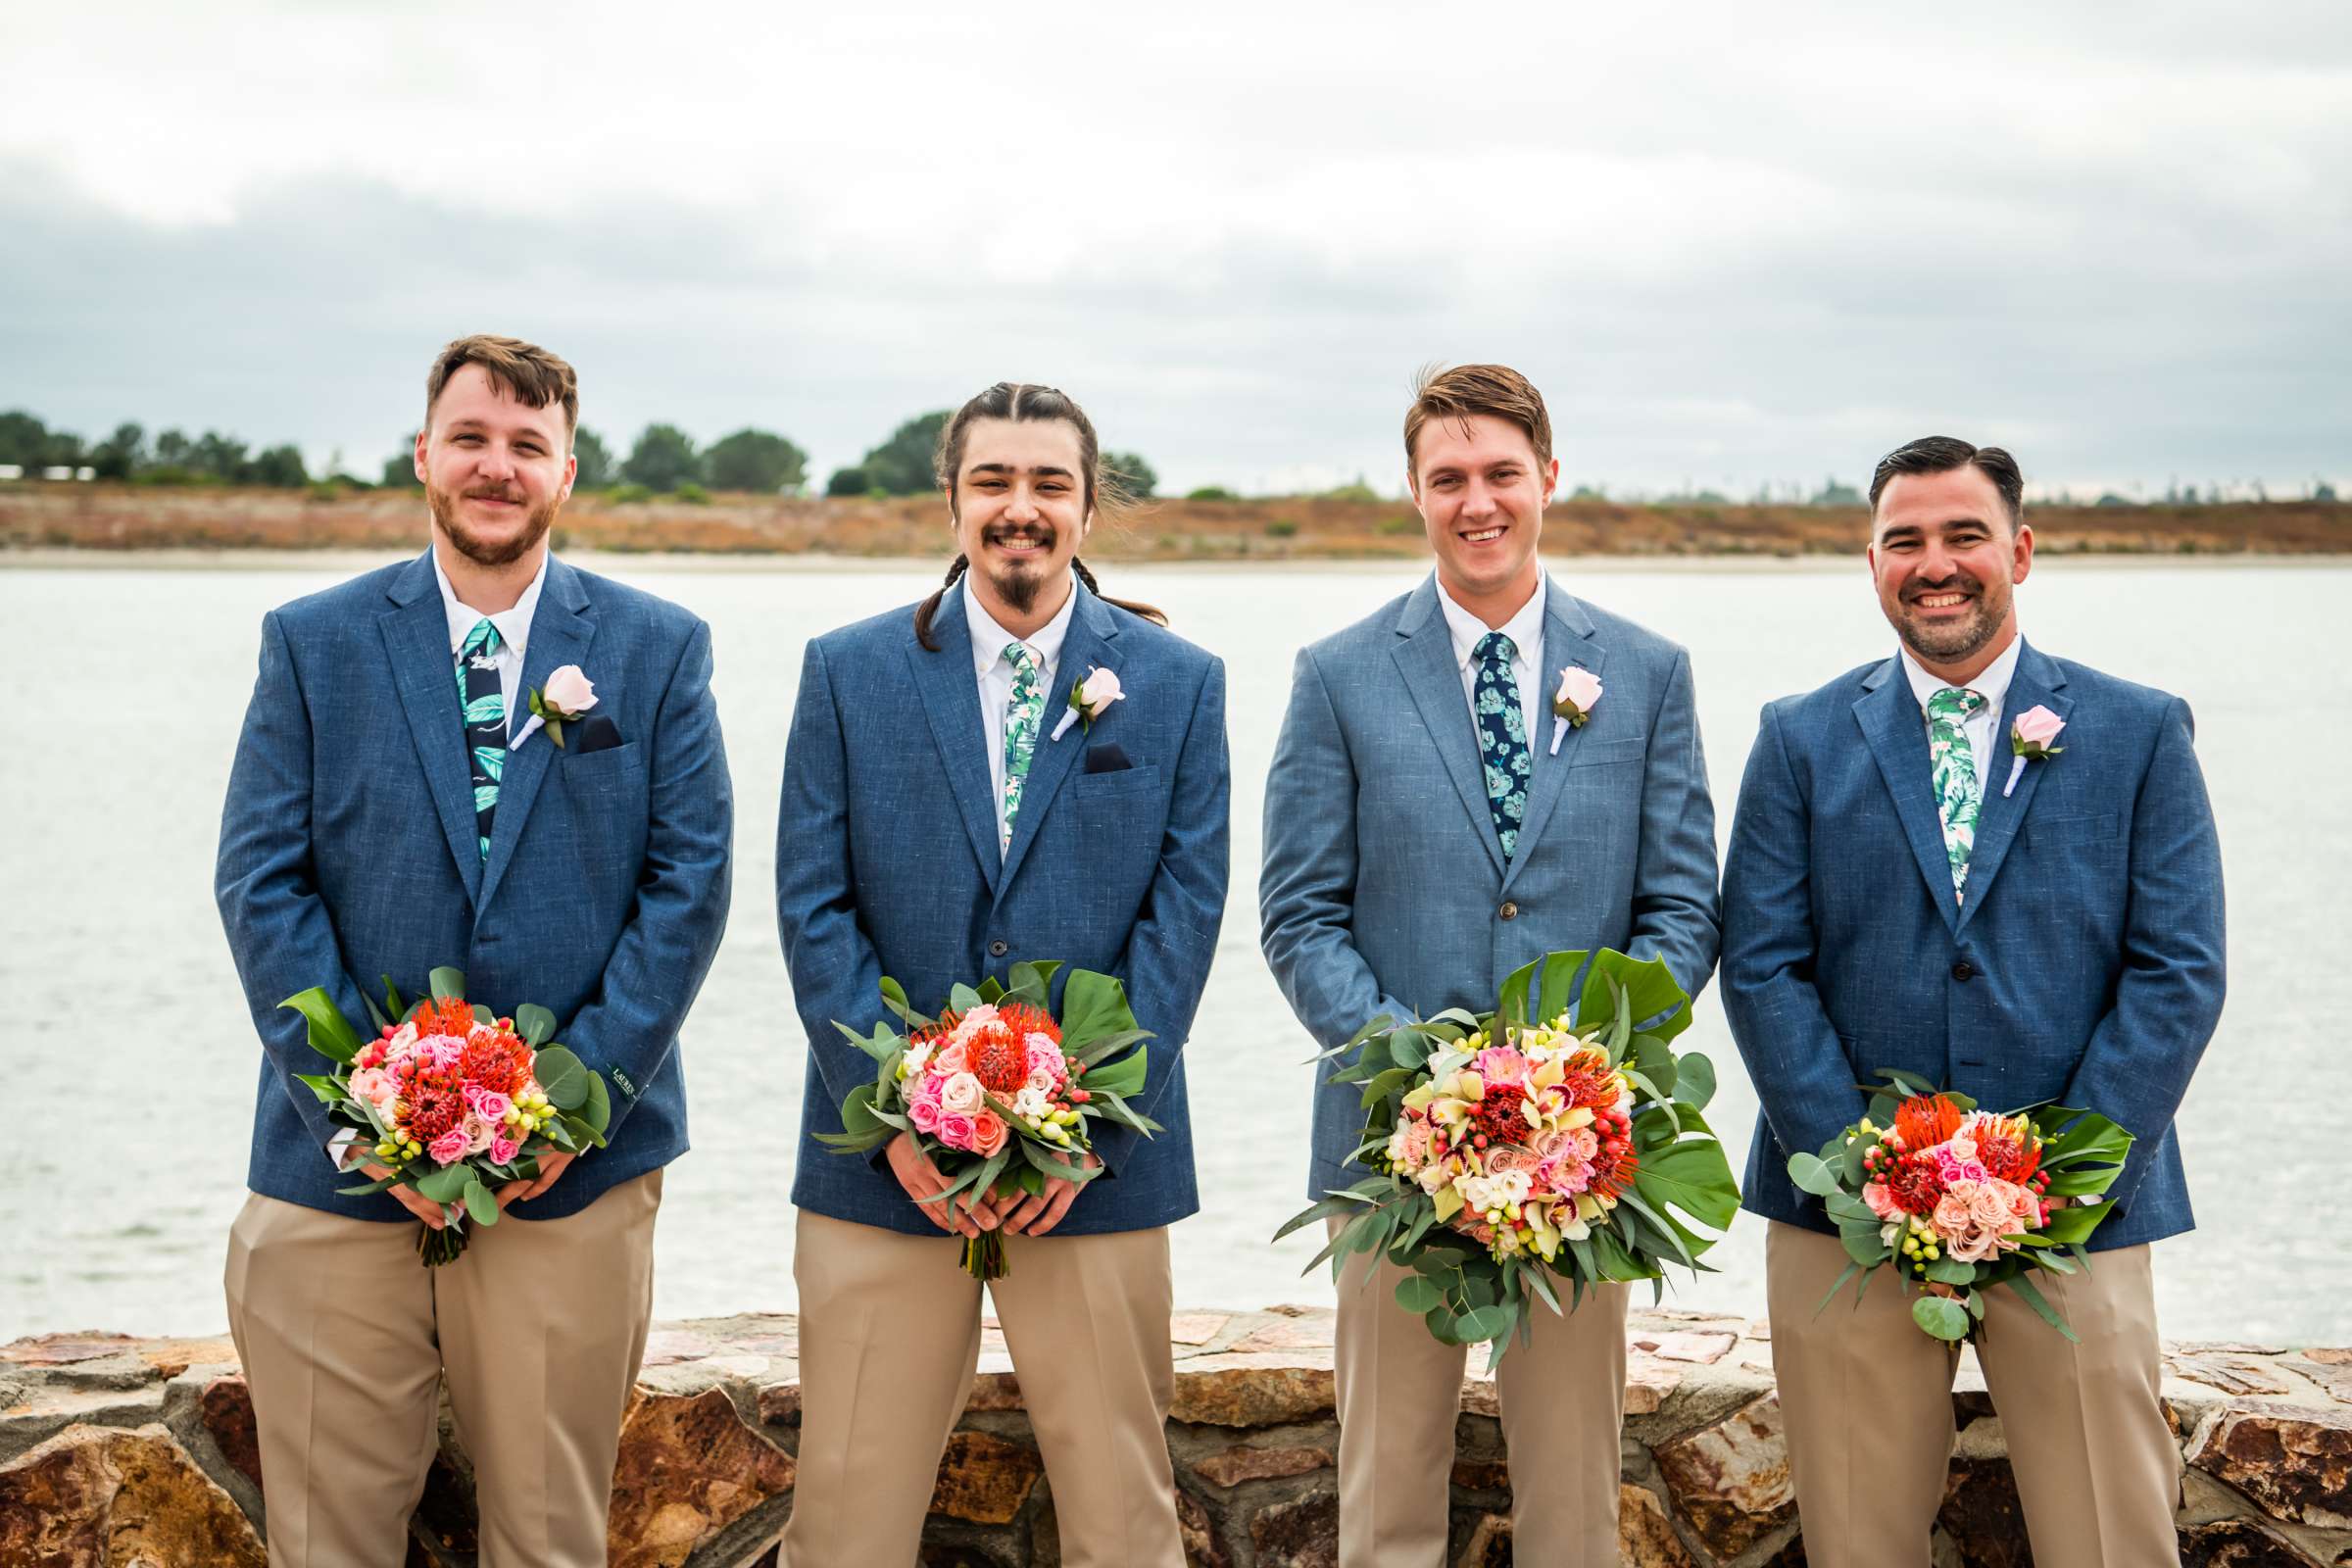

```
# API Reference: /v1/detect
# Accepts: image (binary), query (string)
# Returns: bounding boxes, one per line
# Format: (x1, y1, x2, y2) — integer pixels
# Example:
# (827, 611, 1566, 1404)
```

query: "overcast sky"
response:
(3, 2, 2346, 498)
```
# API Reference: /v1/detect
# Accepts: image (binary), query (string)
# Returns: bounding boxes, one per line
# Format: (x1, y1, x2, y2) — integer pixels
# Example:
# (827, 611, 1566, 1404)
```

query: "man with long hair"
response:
(776, 382, 1229, 1566)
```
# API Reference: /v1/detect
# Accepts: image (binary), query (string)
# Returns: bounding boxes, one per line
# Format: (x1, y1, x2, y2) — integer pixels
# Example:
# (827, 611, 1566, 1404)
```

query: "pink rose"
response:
(1932, 1187, 1976, 1239)
(2013, 705, 2066, 750)
(466, 1088, 513, 1123)
(935, 1111, 977, 1151)
(1554, 665, 1603, 715)
(1947, 1227, 2002, 1264)
(348, 1066, 390, 1105)
(970, 1110, 1008, 1156)
(1025, 1037, 1065, 1079)
(938, 1072, 984, 1114)
(1079, 665, 1123, 713)
(489, 1133, 520, 1165)
(933, 1043, 969, 1075)
(1969, 1182, 2015, 1231)
(908, 1097, 942, 1134)
(428, 1127, 471, 1165)
(1862, 1181, 1902, 1222)
(542, 664, 598, 714)
(463, 1114, 496, 1155)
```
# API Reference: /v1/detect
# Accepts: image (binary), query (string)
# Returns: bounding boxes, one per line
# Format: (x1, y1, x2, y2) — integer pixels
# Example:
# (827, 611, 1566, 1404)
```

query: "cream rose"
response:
(937, 1072, 984, 1114)
(542, 664, 598, 714)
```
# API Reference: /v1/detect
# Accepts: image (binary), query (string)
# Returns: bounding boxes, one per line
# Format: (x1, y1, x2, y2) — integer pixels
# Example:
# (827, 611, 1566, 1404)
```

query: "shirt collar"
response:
(1435, 574, 1546, 672)
(433, 549, 548, 662)
(1898, 633, 2023, 717)
(965, 569, 1078, 679)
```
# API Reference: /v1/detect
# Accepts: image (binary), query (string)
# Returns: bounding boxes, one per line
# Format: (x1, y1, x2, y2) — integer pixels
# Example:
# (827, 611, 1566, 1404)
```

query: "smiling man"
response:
(1721, 436, 2226, 1566)
(216, 334, 733, 1567)
(1260, 363, 1720, 1563)
(776, 381, 1228, 1566)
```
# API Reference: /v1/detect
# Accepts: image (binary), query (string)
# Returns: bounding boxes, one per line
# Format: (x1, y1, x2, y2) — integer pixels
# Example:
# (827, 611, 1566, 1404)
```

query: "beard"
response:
(977, 522, 1055, 613)
(428, 479, 561, 568)
(1893, 571, 2009, 663)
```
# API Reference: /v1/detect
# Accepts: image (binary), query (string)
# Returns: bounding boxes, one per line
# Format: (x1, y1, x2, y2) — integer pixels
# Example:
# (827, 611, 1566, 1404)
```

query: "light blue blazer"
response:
(215, 551, 735, 1220)
(1260, 574, 1722, 1201)
(1721, 640, 2225, 1250)
(777, 580, 1230, 1236)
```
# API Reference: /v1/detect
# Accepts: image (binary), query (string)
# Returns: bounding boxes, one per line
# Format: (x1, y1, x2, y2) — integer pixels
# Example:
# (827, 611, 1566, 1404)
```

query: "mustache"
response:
(983, 524, 1054, 548)
(1902, 573, 1983, 602)
(463, 487, 524, 503)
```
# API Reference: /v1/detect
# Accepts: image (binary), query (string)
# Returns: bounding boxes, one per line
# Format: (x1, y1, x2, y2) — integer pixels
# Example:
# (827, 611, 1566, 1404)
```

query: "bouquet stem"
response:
(417, 1222, 469, 1267)
(960, 1231, 1007, 1281)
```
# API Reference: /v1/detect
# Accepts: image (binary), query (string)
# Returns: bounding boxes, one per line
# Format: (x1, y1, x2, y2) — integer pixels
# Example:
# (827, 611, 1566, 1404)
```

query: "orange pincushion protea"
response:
(416, 996, 478, 1040)
(1973, 1112, 2044, 1183)
(1893, 1093, 1964, 1151)
(921, 1001, 1065, 1097)
(1553, 1048, 1621, 1112)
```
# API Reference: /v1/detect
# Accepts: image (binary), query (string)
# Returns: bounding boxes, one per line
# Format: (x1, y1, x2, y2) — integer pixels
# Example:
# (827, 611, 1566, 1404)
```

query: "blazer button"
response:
(1951, 959, 1976, 981)
(989, 939, 1009, 957)
(1499, 902, 1519, 921)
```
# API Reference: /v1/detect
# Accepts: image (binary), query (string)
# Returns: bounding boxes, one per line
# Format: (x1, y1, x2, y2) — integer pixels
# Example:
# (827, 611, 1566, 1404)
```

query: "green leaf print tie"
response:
(457, 617, 506, 860)
(1927, 685, 1988, 902)
(1000, 642, 1043, 855)
(1472, 632, 1532, 859)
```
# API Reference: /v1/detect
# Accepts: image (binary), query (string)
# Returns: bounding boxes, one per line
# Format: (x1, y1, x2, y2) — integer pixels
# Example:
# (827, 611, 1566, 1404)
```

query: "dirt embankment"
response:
(1, 485, 2344, 559)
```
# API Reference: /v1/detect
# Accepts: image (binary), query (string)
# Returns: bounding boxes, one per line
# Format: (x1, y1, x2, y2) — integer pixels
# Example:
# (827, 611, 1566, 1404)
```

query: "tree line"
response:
(0, 411, 310, 487)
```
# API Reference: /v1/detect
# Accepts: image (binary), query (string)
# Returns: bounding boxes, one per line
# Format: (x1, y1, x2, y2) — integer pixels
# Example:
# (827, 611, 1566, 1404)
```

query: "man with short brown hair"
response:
(218, 334, 733, 1566)
(1262, 364, 1721, 1563)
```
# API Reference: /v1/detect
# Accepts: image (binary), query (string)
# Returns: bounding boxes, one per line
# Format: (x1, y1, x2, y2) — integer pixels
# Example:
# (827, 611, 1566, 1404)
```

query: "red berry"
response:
(1071, 1089, 1091, 1103)
(1474, 1134, 1489, 1149)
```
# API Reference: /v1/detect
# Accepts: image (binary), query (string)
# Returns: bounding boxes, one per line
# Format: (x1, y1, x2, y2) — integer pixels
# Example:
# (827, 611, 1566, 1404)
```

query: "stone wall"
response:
(4, 1308, 2347, 1566)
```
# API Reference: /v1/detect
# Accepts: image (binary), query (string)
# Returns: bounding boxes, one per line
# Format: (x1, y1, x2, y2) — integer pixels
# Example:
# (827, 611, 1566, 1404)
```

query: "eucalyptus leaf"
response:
(463, 1180, 498, 1227)
(429, 967, 466, 1002)
(533, 1046, 589, 1110)
(1912, 1296, 1971, 1341)
(514, 1004, 557, 1048)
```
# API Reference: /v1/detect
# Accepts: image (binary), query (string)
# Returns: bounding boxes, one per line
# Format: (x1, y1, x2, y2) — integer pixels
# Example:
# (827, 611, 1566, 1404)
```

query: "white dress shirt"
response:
(1435, 576, 1546, 742)
(434, 549, 547, 741)
(1898, 634, 2022, 799)
(966, 570, 1077, 856)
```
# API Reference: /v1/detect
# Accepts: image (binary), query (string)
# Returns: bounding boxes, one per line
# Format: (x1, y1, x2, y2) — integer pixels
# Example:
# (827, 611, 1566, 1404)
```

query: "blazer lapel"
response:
(1854, 659, 1962, 936)
(907, 587, 1005, 896)
(1503, 580, 1604, 893)
(477, 558, 597, 910)
(1391, 577, 1506, 880)
(379, 553, 484, 904)
(1000, 586, 1118, 894)
(1953, 642, 2071, 937)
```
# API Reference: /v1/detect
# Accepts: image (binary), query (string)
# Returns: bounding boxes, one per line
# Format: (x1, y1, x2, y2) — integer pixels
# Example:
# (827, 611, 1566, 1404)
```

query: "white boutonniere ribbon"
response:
(510, 664, 598, 751)
(2003, 705, 2065, 796)
(1548, 665, 1603, 755)
(1050, 664, 1123, 742)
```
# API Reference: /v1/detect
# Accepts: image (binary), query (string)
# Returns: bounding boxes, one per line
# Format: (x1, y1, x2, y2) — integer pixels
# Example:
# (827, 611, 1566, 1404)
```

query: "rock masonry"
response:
(4, 1311, 2348, 1566)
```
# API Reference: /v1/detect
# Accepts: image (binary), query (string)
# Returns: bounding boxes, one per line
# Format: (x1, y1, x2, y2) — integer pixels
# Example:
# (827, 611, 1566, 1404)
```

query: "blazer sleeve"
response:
(1625, 646, 1723, 1004)
(558, 618, 734, 1134)
(2059, 697, 2226, 1206)
(1094, 654, 1232, 1174)
(1258, 645, 1417, 1052)
(775, 638, 894, 1112)
(1721, 702, 1872, 1167)
(214, 610, 369, 1150)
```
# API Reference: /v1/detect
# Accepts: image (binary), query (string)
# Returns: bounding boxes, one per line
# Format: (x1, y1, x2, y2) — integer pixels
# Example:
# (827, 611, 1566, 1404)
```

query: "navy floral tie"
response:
(1472, 632, 1531, 859)
(457, 618, 505, 860)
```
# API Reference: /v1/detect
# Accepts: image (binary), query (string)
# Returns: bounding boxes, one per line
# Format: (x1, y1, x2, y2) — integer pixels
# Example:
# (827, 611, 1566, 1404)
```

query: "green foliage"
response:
(1809, 478, 1863, 507)
(672, 482, 710, 504)
(1102, 450, 1157, 500)
(1265, 518, 1299, 538)
(571, 426, 613, 488)
(89, 423, 146, 480)
(863, 411, 950, 495)
(381, 432, 422, 489)
(1378, 515, 1421, 536)
(704, 427, 809, 494)
(623, 423, 700, 492)
(1185, 484, 1239, 502)
(607, 483, 653, 504)
(0, 411, 49, 466)
(246, 443, 310, 488)
(825, 466, 873, 497)
(1322, 478, 1379, 502)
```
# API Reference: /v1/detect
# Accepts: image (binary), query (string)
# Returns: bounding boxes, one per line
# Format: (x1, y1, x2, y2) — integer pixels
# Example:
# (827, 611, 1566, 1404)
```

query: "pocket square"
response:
(573, 714, 624, 754)
(1085, 741, 1132, 774)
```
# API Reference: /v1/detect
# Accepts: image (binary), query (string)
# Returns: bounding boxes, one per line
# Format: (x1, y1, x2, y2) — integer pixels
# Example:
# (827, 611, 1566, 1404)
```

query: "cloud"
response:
(2, 0, 2346, 495)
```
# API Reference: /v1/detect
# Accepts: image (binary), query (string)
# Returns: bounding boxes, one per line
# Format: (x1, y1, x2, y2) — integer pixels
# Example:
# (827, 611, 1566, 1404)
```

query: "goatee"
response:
(429, 482, 560, 567)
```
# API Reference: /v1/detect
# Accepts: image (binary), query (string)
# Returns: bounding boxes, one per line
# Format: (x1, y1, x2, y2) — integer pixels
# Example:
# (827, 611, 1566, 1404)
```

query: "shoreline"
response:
(5, 547, 2348, 574)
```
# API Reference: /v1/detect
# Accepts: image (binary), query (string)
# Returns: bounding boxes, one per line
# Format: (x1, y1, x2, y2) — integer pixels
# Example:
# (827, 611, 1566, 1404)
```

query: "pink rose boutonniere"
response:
(1050, 664, 1124, 741)
(1549, 665, 1603, 755)
(2004, 705, 2066, 796)
(510, 664, 597, 751)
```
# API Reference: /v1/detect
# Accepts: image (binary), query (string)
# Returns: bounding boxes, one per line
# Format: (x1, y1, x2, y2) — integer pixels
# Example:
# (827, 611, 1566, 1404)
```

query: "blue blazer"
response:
(1260, 574, 1722, 1202)
(1721, 640, 2225, 1250)
(215, 551, 734, 1221)
(777, 580, 1230, 1237)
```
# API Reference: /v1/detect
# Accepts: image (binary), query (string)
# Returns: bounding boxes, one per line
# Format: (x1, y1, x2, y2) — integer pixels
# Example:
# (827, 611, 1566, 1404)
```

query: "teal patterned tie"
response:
(1000, 642, 1043, 854)
(1927, 686, 1988, 901)
(457, 618, 506, 860)
(1472, 632, 1532, 859)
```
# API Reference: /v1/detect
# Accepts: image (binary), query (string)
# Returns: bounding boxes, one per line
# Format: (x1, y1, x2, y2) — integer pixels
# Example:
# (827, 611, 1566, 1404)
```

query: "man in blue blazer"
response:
(1723, 436, 2225, 1568)
(1261, 365, 1721, 1565)
(775, 382, 1229, 1568)
(215, 335, 733, 1568)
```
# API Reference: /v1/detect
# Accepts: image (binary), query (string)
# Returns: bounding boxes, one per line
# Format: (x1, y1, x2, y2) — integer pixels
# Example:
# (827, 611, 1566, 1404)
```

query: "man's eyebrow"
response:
(968, 463, 1075, 478)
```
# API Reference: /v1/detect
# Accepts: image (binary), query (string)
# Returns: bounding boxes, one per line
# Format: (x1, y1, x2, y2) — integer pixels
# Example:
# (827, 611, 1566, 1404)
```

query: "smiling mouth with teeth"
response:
(1460, 525, 1506, 544)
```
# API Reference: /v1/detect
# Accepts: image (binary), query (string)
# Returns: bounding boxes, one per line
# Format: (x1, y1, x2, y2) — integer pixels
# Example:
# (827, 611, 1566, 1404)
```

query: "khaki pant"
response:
(1331, 1220, 1630, 1568)
(781, 1210, 1183, 1568)
(1765, 1221, 2180, 1568)
(223, 1171, 662, 1568)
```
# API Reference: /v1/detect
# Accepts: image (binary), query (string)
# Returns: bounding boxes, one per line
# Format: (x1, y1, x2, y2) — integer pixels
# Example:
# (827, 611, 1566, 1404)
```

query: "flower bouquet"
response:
(280, 967, 612, 1265)
(1789, 1071, 2132, 1342)
(818, 960, 1159, 1279)
(1278, 949, 1740, 1366)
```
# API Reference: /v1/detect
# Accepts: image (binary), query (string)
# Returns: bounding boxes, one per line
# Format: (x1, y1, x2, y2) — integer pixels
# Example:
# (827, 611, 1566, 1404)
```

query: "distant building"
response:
(0, 465, 22, 481)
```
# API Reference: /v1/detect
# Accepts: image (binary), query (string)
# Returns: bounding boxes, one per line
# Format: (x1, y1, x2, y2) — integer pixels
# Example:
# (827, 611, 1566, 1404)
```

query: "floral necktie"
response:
(457, 618, 506, 860)
(1000, 642, 1043, 855)
(1473, 632, 1531, 859)
(1927, 686, 1988, 902)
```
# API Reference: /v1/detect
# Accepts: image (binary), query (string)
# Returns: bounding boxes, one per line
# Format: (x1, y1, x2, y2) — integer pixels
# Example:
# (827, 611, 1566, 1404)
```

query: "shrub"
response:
(607, 483, 653, 504)
(1266, 518, 1299, 538)
(672, 482, 710, 505)
(1186, 485, 1239, 502)
(1378, 515, 1419, 536)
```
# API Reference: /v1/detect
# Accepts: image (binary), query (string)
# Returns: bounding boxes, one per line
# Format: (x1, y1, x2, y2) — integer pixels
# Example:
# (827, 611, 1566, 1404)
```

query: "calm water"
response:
(2, 557, 2345, 1346)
